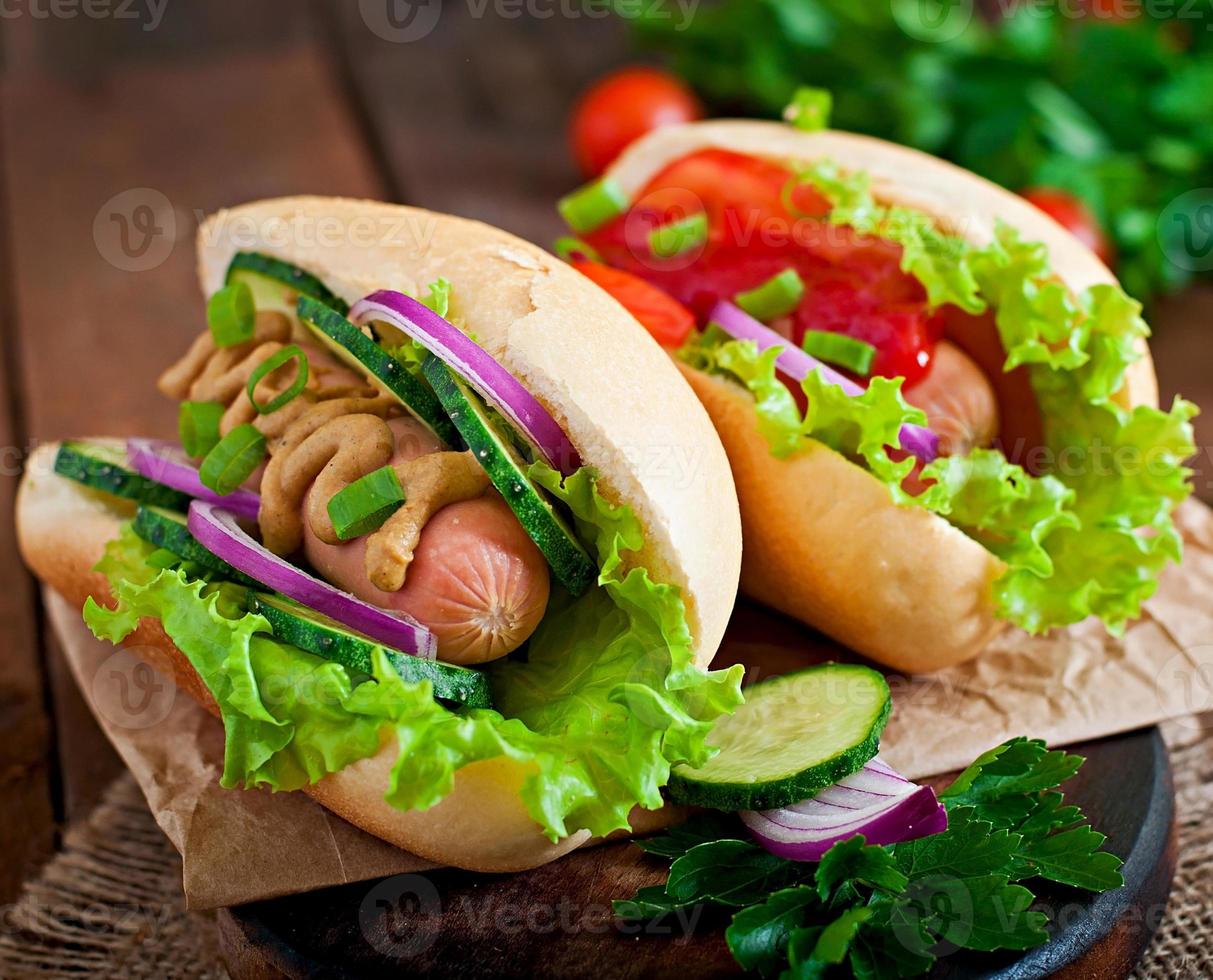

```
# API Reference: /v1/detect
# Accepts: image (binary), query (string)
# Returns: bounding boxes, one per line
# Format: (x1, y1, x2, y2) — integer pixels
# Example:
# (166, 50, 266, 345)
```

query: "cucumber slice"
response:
(296, 296, 461, 448)
(225, 252, 349, 317)
(249, 593, 493, 709)
(133, 505, 260, 588)
(54, 441, 192, 511)
(422, 356, 597, 597)
(667, 664, 891, 811)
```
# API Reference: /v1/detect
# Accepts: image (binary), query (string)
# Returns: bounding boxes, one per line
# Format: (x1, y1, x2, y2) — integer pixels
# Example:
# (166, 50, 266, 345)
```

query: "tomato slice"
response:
(571, 259, 696, 348)
(585, 149, 944, 386)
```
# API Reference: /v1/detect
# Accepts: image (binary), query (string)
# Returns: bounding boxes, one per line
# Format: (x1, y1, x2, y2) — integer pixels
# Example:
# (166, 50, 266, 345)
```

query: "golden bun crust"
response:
(608, 121, 1160, 672)
(196, 197, 740, 669)
(16, 445, 590, 871)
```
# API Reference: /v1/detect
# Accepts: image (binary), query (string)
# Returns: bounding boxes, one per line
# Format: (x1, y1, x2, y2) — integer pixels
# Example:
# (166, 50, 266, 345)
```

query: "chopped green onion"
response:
(801, 330, 877, 377)
(327, 465, 406, 541)
(648, 212, 708, 259)
(734, 268, 806, 321)
(246, 345, 310, 415)
(206, 282, 256, 347)
(199, 424, 266, 496)
(783, 87, 833, 132)
(179, 401, 226, 459)
(557, 176, 629, 234)
(553, 236, 601, 264)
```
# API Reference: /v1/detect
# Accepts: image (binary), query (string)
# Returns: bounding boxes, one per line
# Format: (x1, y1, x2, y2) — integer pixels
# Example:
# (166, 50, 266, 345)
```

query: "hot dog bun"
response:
(605, 121, 1160, 673)
(197, 196, 738, 670)
(17, 200, 739, 871)
(17, 443, 590, 870)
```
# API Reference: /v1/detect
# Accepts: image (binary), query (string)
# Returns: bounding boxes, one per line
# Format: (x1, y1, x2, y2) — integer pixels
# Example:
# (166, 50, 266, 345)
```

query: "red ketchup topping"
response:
(585, 149, 944, 387)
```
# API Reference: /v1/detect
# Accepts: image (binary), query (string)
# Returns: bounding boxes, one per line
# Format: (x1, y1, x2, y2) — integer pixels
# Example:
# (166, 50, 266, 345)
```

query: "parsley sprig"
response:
(615, 738, 1124, 978)
(624, 1, 1213, 305)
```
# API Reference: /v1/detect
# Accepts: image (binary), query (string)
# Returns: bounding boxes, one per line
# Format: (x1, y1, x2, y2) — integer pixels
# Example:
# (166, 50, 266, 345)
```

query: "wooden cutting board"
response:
(218, 600, 1177, 980)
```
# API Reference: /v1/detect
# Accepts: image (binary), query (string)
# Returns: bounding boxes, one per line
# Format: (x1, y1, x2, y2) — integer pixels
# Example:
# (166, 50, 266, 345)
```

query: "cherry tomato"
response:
(569, 67, 703, 178)
(571, 259, 695, 348)
(1021, 187, 1114, 267)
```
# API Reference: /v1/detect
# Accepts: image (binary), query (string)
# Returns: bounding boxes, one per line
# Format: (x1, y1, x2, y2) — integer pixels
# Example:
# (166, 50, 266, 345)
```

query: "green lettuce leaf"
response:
(680, 162, 1197, 634)
(84, 469, 744, 841)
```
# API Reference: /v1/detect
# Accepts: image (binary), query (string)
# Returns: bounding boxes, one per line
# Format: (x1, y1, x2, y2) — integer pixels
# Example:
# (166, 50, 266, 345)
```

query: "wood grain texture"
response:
(0, 155, 55, 894)
(0, 5, 385, 837)
(215, 725, 1174, 980)
(324, 2, 629, 244)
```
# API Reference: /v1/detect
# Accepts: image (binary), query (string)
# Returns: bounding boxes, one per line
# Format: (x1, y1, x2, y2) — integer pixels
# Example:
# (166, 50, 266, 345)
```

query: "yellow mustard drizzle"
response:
(159, 311, 488, 589)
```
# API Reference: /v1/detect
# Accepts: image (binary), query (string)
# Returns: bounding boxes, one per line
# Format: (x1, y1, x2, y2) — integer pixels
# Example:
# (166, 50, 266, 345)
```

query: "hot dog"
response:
(159, 323, 551, 665)
(17, 197, 743, 873)
(559, 119, 1195, 672)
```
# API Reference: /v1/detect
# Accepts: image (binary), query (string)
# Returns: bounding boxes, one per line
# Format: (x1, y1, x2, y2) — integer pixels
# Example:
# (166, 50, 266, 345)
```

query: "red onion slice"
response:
(349, 290, 581, 475)
(128, 438, 261, 521)
(708, 301, 940, 464)
(741, 757, 948, 861)
(188, 500, 436, 659)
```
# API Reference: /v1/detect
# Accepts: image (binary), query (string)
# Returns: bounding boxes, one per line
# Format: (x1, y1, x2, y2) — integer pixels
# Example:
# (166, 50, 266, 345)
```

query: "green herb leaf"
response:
(612, 885, 696, 921)
(787, 907, 873, 978)
(726, 886, 820, 977)
(815, 836, 908, 904)
(617, 738, 1124, 978)
(636, 812, 743, 859)
(666, 840, 797, 906)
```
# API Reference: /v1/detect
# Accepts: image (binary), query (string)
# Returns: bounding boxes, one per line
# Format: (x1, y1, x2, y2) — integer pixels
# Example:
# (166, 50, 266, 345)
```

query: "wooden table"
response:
(0, 0, 1209, 909)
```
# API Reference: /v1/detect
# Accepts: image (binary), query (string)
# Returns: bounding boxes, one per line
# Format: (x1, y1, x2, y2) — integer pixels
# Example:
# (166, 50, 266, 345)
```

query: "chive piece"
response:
(206, 282, 256, 347)
(246, 344, 310, 415)
(327, 465, 406, 541)
(648, 212, 708, 259)
(802, 330, 877, 376)
(557, 176, 630, 234)
(199, 424, 266, 496)
(179, 401, 226, 459)
(553, 236, 601, 264)
(783, 86, 833, 132)
(734, 268, 806, 321)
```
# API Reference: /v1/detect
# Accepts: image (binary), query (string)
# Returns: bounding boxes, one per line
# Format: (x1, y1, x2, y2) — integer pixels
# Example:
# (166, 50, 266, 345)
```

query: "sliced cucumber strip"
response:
(249, 593, 492, 708)
(296, 296, 460, 448)
(133, 505, 260, 588)
(422, 356, 597, 597)
(225, 251, 349, 317)
(54, 441, 192, 511)
(667, 663, 891, 811)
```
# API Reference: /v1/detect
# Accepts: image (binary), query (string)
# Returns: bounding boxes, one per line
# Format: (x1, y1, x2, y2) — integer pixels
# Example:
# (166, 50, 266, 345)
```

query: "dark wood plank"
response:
(1, 10, 386, 825)
(0, 137, 55, 894)
(325, 2, 631, 244)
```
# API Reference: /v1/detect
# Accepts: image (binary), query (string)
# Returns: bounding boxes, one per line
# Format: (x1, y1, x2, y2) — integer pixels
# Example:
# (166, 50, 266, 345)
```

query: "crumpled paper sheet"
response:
(45, 591, 434, 910)
(45, 499, 1213, 909)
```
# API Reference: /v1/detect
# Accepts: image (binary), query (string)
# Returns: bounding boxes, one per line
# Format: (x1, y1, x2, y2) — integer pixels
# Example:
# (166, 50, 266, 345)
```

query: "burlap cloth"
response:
(1, 718, 1211, 979)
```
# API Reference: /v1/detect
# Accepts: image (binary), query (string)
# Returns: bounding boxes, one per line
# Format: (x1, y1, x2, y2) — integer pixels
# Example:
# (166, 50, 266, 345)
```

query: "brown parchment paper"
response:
(45, 499, 1213, 910)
